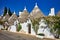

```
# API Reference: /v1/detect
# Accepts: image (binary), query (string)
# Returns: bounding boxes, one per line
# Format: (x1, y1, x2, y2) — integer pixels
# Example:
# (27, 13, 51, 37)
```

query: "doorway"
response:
(27, 23, 31, 34)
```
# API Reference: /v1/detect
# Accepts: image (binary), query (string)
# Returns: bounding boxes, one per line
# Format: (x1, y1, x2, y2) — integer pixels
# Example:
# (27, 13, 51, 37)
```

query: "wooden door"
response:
(28, 23, 31, 34)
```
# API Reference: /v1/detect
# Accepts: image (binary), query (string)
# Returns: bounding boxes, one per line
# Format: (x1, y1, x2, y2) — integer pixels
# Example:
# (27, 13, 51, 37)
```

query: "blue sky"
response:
(0, 0, 60, 16)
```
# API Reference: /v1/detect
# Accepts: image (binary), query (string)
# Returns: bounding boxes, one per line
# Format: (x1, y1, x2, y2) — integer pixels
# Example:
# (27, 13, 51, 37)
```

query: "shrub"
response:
(17, 23, 22, 32)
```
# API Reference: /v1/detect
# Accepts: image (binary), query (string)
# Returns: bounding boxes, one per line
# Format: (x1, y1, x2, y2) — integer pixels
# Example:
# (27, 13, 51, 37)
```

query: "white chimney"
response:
(49, 8, 55, 16)
(24, 6, 27, 10)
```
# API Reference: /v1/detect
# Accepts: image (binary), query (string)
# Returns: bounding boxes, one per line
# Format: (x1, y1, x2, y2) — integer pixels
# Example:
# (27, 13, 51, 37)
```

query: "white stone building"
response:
(37, 18, 54, 38)
(20, 18, 36, 35)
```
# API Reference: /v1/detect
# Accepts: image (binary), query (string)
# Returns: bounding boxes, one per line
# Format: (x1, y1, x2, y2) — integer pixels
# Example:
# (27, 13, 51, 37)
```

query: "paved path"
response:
(0, 30, 57, 40)
(0, 30, 41, 40)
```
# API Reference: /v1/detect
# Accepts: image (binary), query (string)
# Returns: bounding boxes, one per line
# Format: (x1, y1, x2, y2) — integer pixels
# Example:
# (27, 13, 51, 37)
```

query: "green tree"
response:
(53, 19, 60, 33)
(8, 8, 12, 16)
(3, 7, 7, 16)
(32, 19, 39, 34)
(32, 24, 39, 34)
(17, 23, 22, 32)
(46, 16, 60, 38)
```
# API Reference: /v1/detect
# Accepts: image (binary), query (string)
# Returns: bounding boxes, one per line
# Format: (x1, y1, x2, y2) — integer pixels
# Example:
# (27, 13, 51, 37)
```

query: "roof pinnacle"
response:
(13, 11, 15, 14)
(35, 2, 38, 8)
(24, 6, 27, 10)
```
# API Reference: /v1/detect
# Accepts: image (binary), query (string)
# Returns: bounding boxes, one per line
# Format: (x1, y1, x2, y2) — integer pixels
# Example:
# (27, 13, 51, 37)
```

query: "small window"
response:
(37, 33, 45, 36)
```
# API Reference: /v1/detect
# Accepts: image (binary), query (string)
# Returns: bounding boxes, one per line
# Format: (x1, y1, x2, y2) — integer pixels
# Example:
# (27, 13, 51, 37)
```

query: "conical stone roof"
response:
(57, 11, 60, 17)
(2, 11, 10, 21)
(0, 14, 3, 21)
(8, 11, 18, 25)
(18, 7, 29, 23)
(29, 3, 44, 19)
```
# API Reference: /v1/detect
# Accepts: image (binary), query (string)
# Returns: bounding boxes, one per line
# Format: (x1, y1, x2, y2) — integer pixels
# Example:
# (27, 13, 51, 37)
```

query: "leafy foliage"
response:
(32, 19, 39, 26)
(17, 23, 22, 32)
(53, 18, 60, 34)
(3, 7, 7, 16)
(8, 8, 12, 16)
(32, 24, 39, 34)
(3, 7, 12, 16)
(45, 16, 60, 38)
(32, 20, 39, 34)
